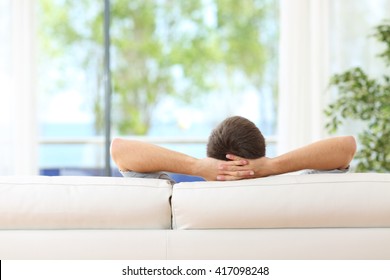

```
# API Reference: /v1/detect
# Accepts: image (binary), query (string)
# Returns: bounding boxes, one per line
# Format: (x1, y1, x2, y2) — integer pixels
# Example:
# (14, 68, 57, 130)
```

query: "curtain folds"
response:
(277, 0, 330, 154)
(0, 0, 37, 175)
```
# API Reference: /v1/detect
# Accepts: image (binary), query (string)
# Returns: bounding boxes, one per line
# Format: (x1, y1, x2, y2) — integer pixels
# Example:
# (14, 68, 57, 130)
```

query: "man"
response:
(111, 116, 356, 182)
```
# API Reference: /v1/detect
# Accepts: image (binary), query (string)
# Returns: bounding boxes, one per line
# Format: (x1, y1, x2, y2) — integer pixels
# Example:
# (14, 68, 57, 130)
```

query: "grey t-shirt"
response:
(300, 166, 349, 175)
(120, 170, 176, 184)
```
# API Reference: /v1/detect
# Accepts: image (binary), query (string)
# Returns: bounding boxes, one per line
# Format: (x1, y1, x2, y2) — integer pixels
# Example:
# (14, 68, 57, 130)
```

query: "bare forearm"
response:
(265, 136, 356, 176)
(110, 138, 197, 174)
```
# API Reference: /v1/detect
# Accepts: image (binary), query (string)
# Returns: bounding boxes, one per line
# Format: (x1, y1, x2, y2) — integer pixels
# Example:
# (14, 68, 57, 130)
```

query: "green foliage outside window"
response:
(325, 21, 390, 172)
(37, 0, 277, 135)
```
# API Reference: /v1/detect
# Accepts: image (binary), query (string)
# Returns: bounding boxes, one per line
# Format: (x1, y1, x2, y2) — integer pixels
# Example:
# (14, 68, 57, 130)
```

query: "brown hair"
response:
(207, 116, 266, 160)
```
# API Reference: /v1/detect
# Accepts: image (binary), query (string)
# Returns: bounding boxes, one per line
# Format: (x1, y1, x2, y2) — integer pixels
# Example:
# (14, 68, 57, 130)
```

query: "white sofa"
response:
(0, 173, 389, 259)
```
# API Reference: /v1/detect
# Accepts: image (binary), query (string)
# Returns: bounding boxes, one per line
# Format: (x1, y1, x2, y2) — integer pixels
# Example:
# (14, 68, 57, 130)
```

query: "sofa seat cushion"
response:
(172, 173, 390, 229)
(0, 176, 172, 229)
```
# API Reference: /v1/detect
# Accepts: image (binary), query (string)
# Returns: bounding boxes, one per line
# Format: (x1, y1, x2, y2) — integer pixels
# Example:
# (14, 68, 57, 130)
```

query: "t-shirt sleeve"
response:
(300, 166, 350, 175)
(120, 170, 176, 184)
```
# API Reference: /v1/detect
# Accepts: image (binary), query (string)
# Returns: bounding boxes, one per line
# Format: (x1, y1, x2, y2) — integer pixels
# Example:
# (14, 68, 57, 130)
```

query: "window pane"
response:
(36, 0, 279, 176)
(36, 0, 105, 175)
(110, 0, 279, 158)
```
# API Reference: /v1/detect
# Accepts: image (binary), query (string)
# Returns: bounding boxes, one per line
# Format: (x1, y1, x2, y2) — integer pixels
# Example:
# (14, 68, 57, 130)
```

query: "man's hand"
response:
(196, 157, 255, 181)
(217, 154, 276, 180)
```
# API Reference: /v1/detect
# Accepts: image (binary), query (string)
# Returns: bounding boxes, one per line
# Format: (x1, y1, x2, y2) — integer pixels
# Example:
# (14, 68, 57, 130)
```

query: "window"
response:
(36, 0, 105, 175)
(36, 0, 279, 176)
(109, 0, 279, 155)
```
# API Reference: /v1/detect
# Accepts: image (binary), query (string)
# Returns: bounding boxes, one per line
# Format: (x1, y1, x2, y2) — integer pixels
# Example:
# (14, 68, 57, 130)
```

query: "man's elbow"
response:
(110, 138, 126, 169)
(345, 135, 357, 158)
(341, 136, 357, 167)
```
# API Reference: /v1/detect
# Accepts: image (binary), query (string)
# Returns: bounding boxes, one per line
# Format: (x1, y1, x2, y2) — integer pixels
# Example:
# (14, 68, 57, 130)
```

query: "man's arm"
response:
(218, 136, 357, 180)
(110, 138, 252, 181)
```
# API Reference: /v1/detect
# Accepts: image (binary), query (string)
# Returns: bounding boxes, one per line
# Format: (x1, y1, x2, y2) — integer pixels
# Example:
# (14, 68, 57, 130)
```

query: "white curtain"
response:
(0, 0, 37, 175)
(277, 0, 330, 154)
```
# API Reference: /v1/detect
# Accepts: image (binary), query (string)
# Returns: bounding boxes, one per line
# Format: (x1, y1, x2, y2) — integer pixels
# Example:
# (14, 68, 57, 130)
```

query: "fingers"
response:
(216, 154, 254, 181)
(216, 170, 255, 181)
(226, 154, 245, 161)
(218, 164, 249, 172)
(218, 155, 250, 172)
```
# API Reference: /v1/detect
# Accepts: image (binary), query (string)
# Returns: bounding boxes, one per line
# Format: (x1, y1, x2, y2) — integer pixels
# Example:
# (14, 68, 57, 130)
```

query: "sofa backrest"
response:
(1, 173, 389, 230)
(0, 176, 172, 229)
(172, 173, 390, 229)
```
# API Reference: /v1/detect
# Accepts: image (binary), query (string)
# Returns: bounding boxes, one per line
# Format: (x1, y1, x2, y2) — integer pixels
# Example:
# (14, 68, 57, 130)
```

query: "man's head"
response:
(207, 116, 266, 160)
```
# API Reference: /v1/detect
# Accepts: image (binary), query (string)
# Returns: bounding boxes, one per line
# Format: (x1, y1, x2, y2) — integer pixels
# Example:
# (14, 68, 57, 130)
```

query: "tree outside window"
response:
(36, 0, 279, 174)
